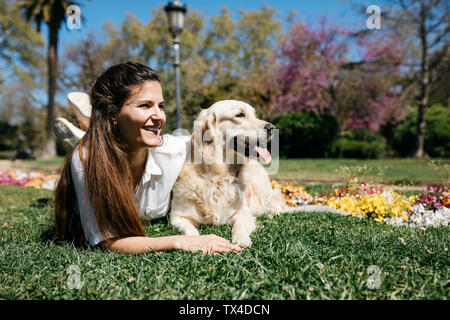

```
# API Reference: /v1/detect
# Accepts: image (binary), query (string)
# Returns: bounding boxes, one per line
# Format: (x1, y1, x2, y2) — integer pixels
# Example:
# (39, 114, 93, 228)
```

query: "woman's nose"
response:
(150, 105, 164, 120)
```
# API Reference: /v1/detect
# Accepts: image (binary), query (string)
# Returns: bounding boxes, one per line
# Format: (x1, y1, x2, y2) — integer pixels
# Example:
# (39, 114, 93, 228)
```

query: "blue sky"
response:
(60, 0, 368, 48)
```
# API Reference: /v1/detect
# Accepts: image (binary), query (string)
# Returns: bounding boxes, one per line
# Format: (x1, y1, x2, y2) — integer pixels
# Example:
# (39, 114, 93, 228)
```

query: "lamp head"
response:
(164, 0, 187, 38)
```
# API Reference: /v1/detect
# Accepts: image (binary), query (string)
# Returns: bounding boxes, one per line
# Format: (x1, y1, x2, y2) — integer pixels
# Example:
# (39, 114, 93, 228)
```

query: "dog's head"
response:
(193, 100, 275, 164)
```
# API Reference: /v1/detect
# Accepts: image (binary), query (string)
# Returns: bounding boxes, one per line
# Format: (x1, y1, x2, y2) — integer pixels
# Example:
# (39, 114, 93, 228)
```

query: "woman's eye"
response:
(159, 104, 165, 109)
(236, 112, 245, 117)
(139, 104, 151, 108)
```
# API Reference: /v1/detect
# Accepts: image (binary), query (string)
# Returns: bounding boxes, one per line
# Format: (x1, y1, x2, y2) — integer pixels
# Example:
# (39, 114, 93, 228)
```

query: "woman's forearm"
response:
(102, 234, 243, 255)
(103, 235, 184, 254)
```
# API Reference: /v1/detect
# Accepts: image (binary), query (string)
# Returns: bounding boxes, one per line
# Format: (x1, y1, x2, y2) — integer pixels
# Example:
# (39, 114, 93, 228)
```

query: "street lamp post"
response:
(164, 0, 187, 129)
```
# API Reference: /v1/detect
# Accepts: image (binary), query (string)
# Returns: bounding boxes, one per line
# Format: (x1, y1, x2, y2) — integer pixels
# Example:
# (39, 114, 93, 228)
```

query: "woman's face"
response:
(117, 80, 166, 150)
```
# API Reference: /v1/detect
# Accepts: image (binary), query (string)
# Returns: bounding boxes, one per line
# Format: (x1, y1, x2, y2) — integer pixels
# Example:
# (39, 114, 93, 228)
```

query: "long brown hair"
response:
(54, 62, 161, 245)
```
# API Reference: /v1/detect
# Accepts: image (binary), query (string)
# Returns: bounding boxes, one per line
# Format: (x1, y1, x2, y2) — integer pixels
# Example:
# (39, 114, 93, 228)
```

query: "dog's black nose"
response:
(264, 123, 275, 132)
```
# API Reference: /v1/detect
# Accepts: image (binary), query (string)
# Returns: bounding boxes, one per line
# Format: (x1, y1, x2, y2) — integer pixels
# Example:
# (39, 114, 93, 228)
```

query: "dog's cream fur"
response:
(169, 100, 288, 246)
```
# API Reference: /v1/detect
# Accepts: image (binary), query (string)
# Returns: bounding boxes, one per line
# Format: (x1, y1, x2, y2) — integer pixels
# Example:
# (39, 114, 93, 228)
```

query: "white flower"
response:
(382, 189, 394, 202)
(385, 204, 450, 228)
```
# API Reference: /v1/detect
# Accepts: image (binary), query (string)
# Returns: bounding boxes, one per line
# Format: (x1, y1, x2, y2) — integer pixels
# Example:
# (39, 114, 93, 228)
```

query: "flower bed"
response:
(272, 180, 449, 228)
(0, 170, 58, 190)
(1, 169, 448, 228)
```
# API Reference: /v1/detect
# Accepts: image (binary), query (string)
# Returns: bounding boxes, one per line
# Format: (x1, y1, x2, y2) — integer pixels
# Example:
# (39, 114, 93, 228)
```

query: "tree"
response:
(382, 0, 449, 157)
(236, 5, 281, 74)
(61, 32, 108, 91)
(0, 0, 44, 91)
(201, 7, 239, 81)
(270, 17, 405, 131)
(0, 82, 46, 155)
(428, 44, 449, 107)
(0, 1, 45, 155)
(18, 0, 84, 159)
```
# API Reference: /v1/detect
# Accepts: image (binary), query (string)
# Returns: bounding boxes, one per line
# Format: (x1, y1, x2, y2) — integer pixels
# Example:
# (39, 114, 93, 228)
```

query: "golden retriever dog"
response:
(169, 100, 288, 246)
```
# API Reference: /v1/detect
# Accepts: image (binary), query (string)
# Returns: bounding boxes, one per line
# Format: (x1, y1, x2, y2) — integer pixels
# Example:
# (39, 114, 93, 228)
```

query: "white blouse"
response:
(70, 134, 190, 247)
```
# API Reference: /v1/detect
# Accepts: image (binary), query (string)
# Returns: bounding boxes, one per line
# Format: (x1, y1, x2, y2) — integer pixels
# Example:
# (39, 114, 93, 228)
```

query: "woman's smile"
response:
(143, 125, 160, 134)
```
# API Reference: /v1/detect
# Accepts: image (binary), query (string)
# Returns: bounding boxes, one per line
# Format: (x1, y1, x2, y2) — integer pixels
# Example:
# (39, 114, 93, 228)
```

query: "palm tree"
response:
(17, 0, 82, 159)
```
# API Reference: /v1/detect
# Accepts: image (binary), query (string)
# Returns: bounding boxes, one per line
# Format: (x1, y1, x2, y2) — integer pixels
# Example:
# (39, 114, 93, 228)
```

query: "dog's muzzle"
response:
(231, 123, 275, 164)
(264, 123, 275, 142)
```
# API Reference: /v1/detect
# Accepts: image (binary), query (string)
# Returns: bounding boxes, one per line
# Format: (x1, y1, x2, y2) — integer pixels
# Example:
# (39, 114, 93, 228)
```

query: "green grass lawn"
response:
(271, 158, 450, 185)
(0, 185, 448, 300)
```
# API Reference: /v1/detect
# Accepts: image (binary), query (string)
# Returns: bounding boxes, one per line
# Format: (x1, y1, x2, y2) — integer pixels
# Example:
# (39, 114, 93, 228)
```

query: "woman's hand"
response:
(175, 234, 243, 255)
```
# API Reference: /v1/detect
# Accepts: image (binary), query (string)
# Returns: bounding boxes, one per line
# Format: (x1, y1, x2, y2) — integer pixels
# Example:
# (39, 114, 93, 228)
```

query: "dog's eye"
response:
(236, 112, 246, 118)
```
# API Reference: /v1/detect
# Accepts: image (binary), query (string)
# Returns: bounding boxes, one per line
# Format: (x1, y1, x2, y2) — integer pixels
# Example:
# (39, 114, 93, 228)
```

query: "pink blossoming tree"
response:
(270, 17, 406, 132)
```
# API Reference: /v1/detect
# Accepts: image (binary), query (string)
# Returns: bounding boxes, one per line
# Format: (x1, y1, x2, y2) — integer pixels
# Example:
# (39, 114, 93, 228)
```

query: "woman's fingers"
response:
(204, 240, 243, 255)
(230, 243, 243, 252)
(207, 234, 242, 250)
(186, 234, 243, 255)
(211, 236, 243, 251)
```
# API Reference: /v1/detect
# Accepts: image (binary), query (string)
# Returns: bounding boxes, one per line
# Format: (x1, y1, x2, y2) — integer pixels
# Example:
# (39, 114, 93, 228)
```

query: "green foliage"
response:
(428, 46, 450, 107)
(0, 120, 18, 150)
(0, 0, 44, 88)
(331, 130, 387, 159)
(56, 138, 71, 157)
(17, 0, 82, 31)
(273, 111, 339, 158)
(424, 104, 450, 157)
(384, 109, 417, 157)
(236, 5, 281, 72)
(331, 139, 386, 159)
(385, 104, 450, 157)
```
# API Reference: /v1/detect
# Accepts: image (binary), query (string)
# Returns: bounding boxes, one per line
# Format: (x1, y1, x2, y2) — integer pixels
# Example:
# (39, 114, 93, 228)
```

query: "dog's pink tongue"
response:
(254, 146, 272, 164)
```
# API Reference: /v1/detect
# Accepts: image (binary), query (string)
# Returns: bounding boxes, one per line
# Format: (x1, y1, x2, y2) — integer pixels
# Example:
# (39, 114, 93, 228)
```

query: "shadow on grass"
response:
(39, 226, 58, 244)
(30, 197, 52, 208)
(39, 226, 93, 250)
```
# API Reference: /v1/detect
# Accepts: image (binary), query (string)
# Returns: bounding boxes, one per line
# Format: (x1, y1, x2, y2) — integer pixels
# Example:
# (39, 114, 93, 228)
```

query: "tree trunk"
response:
(414, 0, 429, 158)
(41, 23, 58, 159)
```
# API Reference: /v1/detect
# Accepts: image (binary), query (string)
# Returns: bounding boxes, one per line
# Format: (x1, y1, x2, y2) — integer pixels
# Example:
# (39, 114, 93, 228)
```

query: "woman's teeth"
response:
(143, 126, 159, 134)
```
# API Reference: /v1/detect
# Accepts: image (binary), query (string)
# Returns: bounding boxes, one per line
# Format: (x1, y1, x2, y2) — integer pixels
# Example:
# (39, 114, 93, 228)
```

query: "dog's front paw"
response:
(232, 235, 252, 247)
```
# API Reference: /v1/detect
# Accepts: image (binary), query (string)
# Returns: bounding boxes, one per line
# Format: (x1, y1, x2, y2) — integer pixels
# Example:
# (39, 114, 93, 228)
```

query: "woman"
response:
(54, 61, 242, 255)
